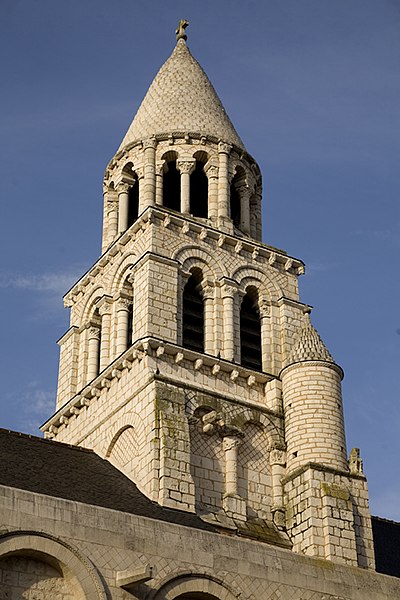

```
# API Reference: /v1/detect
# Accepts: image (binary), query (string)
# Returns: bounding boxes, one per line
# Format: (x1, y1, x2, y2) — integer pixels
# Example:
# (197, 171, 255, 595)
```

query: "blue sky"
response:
(0, 1, 399, 521)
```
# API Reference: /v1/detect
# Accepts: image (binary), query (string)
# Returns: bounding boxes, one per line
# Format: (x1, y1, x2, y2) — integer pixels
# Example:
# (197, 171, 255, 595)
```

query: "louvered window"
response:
(190, 160, 208, 218)
(163, 160, 181, 212)
(183, 275, 204, 352)
(240, 294, 262, 370)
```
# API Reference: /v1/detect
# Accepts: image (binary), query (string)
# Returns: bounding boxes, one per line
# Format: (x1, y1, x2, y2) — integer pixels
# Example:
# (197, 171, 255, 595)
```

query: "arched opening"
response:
(182, 268, 204, 353)
(190, 155, 208, 218)
(230, 178, 241, 229)
(163, 155, 180, 212)
(121, 163, 139, 227)
(128, 174, 139, 226)
(240, 287, 262, 370)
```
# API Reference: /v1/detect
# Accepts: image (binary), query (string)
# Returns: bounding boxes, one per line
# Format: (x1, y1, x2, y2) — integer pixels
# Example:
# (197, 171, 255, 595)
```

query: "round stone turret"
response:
(281, 314, 348, 474)
(101, 29, 262, 252)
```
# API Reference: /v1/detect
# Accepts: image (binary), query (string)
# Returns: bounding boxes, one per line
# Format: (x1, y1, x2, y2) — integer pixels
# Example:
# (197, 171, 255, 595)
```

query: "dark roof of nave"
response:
(0, 428, 215, 532)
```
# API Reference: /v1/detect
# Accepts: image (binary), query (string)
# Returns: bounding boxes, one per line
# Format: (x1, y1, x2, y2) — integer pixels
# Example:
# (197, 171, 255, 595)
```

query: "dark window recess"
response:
(127, 303, 133, 347)
(182, 277, 204, 352)
(190, 162, 208, 218)
(163, 161, 181, 212)
(230, 180, 241, 227)
(240, 295, 262, 370)
(128, 184, 139, 227)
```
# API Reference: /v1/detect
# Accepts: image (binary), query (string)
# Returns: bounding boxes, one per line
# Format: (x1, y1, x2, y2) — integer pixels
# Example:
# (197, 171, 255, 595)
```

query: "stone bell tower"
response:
(43, 23, 375, 569)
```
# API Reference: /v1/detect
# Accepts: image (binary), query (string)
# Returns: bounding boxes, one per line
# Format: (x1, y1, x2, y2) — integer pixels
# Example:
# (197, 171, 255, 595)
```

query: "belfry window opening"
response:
(230, 173, 241, 228)
(163, 156, 181, 212)
(240, 286, 262, 371)
(127, 175, 139, 227)
(190, 155, 208, 218)
(182, 268, 204, 353)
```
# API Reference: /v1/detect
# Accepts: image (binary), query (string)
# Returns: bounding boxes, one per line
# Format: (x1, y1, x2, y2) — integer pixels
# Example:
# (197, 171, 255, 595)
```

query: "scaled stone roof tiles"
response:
(287, 313, 334, 365)
(118, 39, 244, 152)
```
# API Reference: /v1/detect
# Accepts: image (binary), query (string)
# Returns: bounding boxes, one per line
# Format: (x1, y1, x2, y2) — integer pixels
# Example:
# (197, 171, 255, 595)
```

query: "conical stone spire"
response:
(287, 313, 334, 366)
(117, 37, 245, 153)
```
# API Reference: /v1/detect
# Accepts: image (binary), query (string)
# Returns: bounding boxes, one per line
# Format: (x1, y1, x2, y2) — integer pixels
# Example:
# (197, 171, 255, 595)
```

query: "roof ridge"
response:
(0, 427, 94, 453)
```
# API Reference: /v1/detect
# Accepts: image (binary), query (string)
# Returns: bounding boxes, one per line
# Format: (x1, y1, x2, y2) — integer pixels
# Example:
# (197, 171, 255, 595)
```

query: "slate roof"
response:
(118, 39, 244, 152)
(287, 313, 334, 366)
(0, 428, 215, 532)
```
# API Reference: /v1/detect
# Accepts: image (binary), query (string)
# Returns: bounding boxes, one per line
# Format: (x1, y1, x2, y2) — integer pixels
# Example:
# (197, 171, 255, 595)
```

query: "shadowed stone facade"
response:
(1, 24, 399, 600)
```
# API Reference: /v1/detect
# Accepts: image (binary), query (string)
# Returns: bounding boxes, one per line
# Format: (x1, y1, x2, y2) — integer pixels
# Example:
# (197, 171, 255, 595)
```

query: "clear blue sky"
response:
(0, 1, 399, 520)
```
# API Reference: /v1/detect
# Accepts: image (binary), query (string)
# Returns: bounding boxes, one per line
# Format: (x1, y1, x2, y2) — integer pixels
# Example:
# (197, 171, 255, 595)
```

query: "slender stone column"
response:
(222, 433, 246, 521)
(117, 182, 130, 234)
(202, 284, 214, 355)
(218, 142, 232, 220)
(143, 138, 156, 209)
(177, 160, 195, 214)
(136, 166, 145, 215)
(205, 164, 218, 221)
(87, 326, 101, 381)
(221, 283, 237, 362)
(223, 435, 241, 496)
(238, 183, 251, 235)
(107, 200, 119, 244)
(269, 447, 286, 529)
(259, 298, 271, 373)
(98, 301, 112, 372)
(115, 298, 132, 356)
(155, 162, 164, 205)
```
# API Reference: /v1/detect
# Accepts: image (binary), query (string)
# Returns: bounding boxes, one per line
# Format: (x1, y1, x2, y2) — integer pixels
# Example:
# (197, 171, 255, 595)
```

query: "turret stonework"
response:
(43, 29, 375, 570)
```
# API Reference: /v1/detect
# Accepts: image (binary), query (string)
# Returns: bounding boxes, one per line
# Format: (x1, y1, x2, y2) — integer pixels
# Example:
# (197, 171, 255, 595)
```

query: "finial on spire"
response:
(176, 19, 189, 42)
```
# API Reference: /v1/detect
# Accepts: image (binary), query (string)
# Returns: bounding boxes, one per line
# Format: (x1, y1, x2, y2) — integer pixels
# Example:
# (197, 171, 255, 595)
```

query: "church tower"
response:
(42, 23, 375, 569)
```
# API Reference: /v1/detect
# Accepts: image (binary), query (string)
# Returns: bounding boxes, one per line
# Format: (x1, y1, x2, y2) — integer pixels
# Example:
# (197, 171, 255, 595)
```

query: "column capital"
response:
(116, 297, 132, 312)
(116, 181, 130, 194)
(155, 161, 165, 176)
(218, 142, 232, 155)
(223, 435, 242, 452)
(176, 159, 196, 175)
(97, 296, 113, 316)
(204, 164, 218, 179)
(88, 326, 101, 340)
(259, 298, 271, 318)
(269, 448, 286, 466)
(143, 137, 157, 150)
(201, 284, 215, 300)
(221, 280, 238, 299)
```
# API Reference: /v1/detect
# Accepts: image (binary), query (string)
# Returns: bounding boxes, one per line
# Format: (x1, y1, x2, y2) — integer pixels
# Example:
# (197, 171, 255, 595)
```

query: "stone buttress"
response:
(42, 27, 375, 568)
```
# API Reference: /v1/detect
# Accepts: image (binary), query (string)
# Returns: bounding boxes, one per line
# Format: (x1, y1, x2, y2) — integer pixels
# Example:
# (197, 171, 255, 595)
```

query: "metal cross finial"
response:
(176, 19, 189, 41)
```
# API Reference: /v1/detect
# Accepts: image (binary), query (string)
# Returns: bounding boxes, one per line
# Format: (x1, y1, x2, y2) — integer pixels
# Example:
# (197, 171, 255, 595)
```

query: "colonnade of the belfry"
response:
(102, 136, 262, 252)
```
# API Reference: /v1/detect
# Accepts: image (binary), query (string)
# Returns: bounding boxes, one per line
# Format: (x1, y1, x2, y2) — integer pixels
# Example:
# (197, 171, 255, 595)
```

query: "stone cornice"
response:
(41, 336, 279, 437)
(282, 462, 366, 485)
(64, 206, 305, 307)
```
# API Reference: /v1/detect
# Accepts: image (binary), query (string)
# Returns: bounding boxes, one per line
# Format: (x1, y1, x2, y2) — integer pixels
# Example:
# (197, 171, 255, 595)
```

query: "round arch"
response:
(232, 265, 282, 302)
(152, 574, 239, 600)
(174, 245, 226, 280)
(80, 286, 105, 324)
(0, 531, 107, 600)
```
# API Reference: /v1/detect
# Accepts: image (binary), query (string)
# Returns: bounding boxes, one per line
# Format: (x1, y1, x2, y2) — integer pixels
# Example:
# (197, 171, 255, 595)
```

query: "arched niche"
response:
(0, 531, 107, 600)
(122, 162, 139, 227)
(153, 574, 238, 600)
